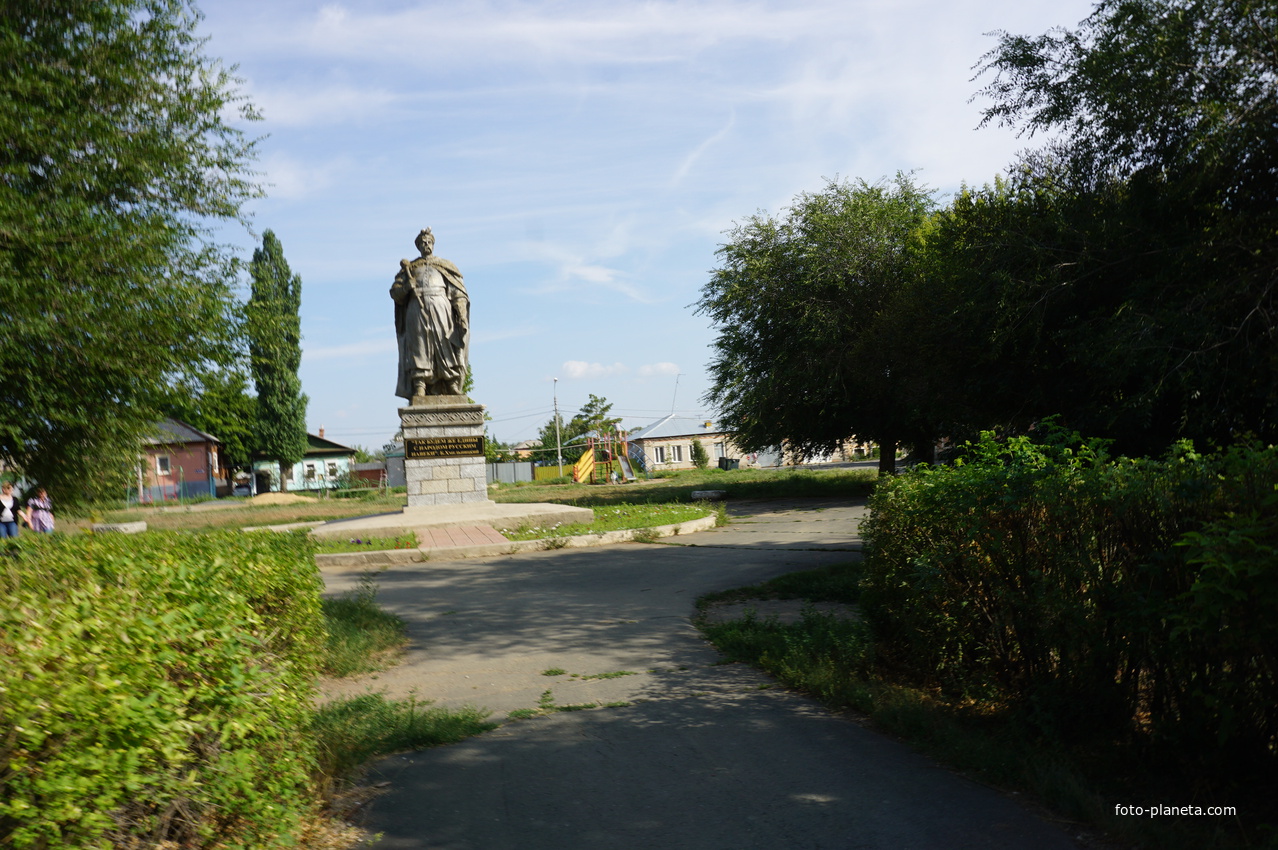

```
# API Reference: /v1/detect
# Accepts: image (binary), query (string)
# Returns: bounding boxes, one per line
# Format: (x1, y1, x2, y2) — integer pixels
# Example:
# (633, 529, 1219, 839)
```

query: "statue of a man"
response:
(390, 228, 470, 400)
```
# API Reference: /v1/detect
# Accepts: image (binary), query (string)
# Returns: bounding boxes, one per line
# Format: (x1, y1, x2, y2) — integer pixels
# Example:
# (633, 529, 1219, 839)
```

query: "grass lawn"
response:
(492, 465, 877, 507)
(314, 532, 419, 554)
(79, 492, 411, 533)
(69, 467, 872, 536)
(502, 502, 716, 541)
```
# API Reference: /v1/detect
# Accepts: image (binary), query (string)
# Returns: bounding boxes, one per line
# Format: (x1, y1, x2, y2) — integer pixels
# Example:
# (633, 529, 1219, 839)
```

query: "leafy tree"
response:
(247, 230, 307, 490)
(968, 0, 1278, 450)
(351, 444, 383, 463)
(690, 438, 710, 469)
(0, 0, 259, 504)
(484, 437, 518, 464)
(698, 175, 936, 474)
(575, 394, 622, 442)
(534, 395, 622, 466)
(535, 413, 577, 467)
(167, 365, 256, 482)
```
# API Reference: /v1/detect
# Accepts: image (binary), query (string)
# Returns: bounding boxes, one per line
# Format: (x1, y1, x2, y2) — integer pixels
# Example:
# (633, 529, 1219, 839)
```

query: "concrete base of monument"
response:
(309, 501, 594, 539)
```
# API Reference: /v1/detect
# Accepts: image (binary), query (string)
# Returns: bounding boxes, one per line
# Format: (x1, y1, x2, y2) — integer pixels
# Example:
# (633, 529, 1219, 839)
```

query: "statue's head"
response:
(414, 227, 435, 256)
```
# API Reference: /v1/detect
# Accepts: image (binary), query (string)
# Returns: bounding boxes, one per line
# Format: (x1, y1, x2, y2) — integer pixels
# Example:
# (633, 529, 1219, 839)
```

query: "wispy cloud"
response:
(520, 241, 657, 303)
(258, 152, 349, 200)
(246, 81, 400, 127)
(671, 113, 736, 187)
(295, 2, 834, 67)
(562, 360, 629, 380)
(638, 362, 681, 377)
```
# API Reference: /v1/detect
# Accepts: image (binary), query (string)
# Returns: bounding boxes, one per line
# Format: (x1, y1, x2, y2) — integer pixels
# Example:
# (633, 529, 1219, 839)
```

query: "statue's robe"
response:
(390, 255, 469, 399)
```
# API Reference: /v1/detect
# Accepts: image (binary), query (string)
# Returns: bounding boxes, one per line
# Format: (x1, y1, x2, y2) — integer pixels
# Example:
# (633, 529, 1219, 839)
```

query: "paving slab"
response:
(325, 498, 1087, 849)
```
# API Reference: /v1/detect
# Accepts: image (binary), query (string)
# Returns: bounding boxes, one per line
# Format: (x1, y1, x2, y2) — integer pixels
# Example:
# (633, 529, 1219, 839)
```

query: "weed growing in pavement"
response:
(541, 667, 567, 676)
(312, 694, 495, 792)
(321, 571, 408, 677)
(506, 688, 627, 721)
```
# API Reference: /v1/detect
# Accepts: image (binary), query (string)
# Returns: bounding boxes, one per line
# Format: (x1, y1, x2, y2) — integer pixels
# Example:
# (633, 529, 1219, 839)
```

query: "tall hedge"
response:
(860, 431, 1278, 759)
(0, 530, 323, 849)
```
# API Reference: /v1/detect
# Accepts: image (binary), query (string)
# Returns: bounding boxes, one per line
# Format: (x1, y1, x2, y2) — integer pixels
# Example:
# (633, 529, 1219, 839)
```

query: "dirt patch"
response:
(701, 599, 860, 626)
(250, 492, 317, 506)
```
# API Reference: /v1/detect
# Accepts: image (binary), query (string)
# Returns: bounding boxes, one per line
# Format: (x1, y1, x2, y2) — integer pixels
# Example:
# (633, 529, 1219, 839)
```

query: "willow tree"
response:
(0, 0, 260, 502)
(697, 175, 936, 474)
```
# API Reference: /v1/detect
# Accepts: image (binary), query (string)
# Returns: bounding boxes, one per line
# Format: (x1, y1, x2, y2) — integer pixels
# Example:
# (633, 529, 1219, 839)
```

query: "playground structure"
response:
(573, 432, 639, 484)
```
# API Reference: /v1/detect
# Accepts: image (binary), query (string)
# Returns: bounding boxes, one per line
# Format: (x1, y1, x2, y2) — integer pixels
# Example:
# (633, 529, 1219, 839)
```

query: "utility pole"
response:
(554, 377, 564, 477)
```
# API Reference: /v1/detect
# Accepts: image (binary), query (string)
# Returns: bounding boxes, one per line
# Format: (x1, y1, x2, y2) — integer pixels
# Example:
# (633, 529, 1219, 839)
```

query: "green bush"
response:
(860, 429, 1278, 757)
(0, 530, 324, 849)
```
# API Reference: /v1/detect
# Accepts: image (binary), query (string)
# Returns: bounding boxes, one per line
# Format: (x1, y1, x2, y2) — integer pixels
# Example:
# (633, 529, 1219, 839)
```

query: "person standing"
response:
(0, 482, 19, 538)
(23, 486, 53, 533)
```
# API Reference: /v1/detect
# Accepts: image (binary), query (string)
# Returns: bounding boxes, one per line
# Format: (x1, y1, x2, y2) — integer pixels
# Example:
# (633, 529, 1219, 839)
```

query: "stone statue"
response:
(390, 228, 470, 400)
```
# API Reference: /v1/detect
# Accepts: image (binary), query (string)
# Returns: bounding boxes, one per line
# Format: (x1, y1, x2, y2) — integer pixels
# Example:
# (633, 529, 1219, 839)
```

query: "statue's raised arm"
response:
(391, 227, 470, 402)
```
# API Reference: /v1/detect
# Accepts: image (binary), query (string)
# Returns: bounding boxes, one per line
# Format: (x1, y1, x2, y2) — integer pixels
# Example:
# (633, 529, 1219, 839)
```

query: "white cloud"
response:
(247, 81, 400, 128)
(638, 362, 681, 377)
(294, 2, 835, 67)
(671, 114, 736, 187)
(562, 361, 629, 380)
(520, 241, 657, 303)
(259, 153, 348, 200)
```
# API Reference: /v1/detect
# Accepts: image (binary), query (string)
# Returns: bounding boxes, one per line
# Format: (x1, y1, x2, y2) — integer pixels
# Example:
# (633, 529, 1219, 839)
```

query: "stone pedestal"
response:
(399, 395, 492, 508)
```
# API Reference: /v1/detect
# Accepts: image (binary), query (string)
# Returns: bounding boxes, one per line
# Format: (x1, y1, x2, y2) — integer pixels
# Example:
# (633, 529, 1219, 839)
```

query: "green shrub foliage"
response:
(0, 530, 323, 849)
(861, 428, 1278, 759)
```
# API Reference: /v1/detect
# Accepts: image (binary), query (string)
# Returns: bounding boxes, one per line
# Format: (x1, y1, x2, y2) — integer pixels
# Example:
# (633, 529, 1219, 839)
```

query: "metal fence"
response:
(486, 461, 536, 484)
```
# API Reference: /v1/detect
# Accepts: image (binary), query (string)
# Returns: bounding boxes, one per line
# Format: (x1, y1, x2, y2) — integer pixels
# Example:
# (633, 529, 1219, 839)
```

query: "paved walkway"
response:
(416, 524, 509, 550)
(321, 499, 1086, 849)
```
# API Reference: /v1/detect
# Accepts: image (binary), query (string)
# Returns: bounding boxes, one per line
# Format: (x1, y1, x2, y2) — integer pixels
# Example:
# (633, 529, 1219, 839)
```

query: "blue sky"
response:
(197, 0, 1097, 452)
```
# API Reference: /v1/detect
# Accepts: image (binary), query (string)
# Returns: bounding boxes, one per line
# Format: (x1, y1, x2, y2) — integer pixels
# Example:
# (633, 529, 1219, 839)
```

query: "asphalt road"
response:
(321, 498, 1085, 850)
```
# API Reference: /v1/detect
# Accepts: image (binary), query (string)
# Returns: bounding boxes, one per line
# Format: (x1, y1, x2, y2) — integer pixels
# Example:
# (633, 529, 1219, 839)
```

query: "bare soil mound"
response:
(250, 492, 317, 506)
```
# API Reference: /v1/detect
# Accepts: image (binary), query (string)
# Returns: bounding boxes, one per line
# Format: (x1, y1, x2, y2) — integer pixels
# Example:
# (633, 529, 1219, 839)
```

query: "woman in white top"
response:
(0, 481, 20, 538)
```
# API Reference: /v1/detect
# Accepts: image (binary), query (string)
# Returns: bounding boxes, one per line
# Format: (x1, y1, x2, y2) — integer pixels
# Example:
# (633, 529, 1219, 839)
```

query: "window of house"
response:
(327, 462, 339, 478)
(304, 462, 316, 480)
(671, 445, 684, 463)
(715, 442, 726, 459)
(156, 455, 171, 476)
(653, 446, 666, 464)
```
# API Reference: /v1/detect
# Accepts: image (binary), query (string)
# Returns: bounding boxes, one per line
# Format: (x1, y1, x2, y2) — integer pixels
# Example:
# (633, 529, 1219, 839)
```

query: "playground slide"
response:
(617, 455, 637, 481)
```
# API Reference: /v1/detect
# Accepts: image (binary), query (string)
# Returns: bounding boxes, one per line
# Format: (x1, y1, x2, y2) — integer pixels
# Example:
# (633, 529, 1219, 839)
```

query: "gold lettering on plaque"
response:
(404, 436, 485, 459)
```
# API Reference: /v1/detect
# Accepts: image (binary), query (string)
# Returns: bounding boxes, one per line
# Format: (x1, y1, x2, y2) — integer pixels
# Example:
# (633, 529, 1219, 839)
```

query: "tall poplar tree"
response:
(247, 230, 307, 491)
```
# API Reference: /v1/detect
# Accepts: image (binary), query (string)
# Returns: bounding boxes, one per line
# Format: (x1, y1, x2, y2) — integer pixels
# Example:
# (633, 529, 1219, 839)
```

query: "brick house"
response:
(139, 418, 225, 502)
